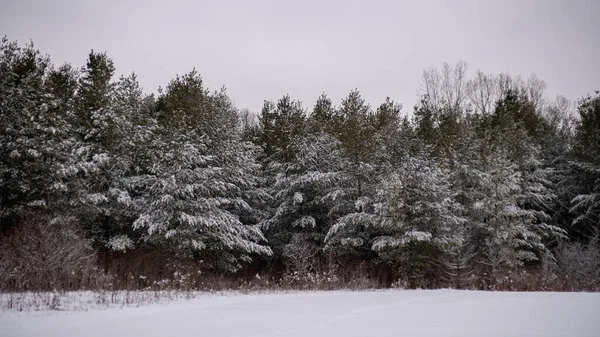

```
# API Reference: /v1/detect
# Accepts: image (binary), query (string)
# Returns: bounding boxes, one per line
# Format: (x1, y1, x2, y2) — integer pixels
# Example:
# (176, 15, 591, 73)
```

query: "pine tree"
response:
(101, 73, 156, 251)
(569, 92, 600, 240)
(372, 157, 465, 278)
(307, 93, 335, 134)
(515, 144, 566, 250)
(333, 90, 375, 163)
(371, 97, 405, 164)
(120, 80, 273, 271)
(321, 93, 388, 267)
(0, 39, 66, 230)
(326, 156, 465, 288)
(123, 128, 271, 271)
(257, 95, 306, 160)
(470, 150, 563, 283)
(261, 132, 349, 265)
(59, 50, 121, 263)
(413, 96, 439, 154)
(573, 92, 600, 165)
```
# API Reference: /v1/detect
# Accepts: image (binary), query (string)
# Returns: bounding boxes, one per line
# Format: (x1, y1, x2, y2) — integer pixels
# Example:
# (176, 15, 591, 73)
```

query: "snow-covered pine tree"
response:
(326, 155, 465, 287)
(514, 144, 567, 254)
(124, 128, 271, 271)
(261, 132, 349, 266)
(52, 50, 124, 263)
(443, 117, 488, 288)
(469, 152, 520, 282)
(569, 92, 600, 241)
(470, 150, 562, 285)
(322, 92, 384, 263)
(323, 161, 380, 254)
(370, 97, 406, 165)
(120, 78, 272, 272)
(0, 39, 102, 290)
(101, 73, 156, 252)
(375, 156, 465, 287)
(0, 39, 72, 229)
(569, 162, 600, 240)
(307, 93, 336, 134)
(257, 95, 306, 160)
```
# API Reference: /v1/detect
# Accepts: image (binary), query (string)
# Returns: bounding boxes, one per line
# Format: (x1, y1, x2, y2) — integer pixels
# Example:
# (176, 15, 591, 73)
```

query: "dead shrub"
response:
(0, 214, 105, 291)
(282, 234, 319, 276)
(555, 239, 600, 291)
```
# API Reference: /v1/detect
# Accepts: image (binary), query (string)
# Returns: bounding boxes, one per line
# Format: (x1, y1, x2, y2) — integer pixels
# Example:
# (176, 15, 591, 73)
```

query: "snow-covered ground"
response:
(2, 290, 599, 337)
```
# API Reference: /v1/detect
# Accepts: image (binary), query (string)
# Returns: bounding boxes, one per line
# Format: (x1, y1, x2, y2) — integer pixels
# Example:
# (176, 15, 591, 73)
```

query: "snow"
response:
(2, 290, 599, 337)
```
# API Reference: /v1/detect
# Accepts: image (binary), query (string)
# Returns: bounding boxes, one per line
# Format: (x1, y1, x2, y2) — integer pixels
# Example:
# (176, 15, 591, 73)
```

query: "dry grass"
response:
(0, 290, 214, 312)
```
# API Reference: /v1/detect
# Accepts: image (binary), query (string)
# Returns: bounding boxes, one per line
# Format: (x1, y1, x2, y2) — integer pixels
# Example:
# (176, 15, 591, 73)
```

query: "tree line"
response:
(1, 38, 599, 291)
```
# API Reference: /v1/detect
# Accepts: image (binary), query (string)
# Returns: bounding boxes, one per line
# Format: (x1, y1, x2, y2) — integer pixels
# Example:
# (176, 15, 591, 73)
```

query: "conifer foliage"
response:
(0, 38, 598, 291)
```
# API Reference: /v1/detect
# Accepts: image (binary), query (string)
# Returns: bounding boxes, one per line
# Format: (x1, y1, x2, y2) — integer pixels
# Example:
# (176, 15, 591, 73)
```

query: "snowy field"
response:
(2, 290, 600, 337)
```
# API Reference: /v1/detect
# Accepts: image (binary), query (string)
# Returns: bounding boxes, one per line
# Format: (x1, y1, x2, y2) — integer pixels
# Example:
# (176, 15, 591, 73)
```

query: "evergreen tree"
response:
(374, 156, 465, 287)
(61, 50, 122, 264)
(2, 36, 599, 290)
(573, 92, 600, 165)
(307, 93, 335, 134)
(0, 39, 68, 231)
(413, 96, 440, 154)
(261, 132, 348, 263)
(156, 70, 207, 131)
(124, 79, 272, 271)
(124, 129, 272, 271)
(569, 92, 600, 240)
(371, 97, 405, 164)
(333, 90, 374, 163)
(257, 95, 306, 160)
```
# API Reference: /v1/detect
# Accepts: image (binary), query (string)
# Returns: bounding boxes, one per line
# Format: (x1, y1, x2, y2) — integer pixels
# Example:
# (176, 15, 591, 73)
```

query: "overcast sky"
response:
(1, 0, 599, 113)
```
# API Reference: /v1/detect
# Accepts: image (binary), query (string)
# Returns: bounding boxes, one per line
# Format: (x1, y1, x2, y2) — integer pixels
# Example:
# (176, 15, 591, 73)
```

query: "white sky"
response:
(1, 0, 599, 113)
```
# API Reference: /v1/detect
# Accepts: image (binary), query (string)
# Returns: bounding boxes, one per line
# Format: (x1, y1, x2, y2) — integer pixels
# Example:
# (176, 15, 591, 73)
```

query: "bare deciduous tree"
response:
(283, 234, 319, 275)
(544, 95, 574, 132)
(420, 61, 469, 113)
(467, 70, 499, 115)
(466, 71, 548, 115)
(497, 72, 521, 95)
(525, 74, 547, 111)
(239, 108, 258, 132)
